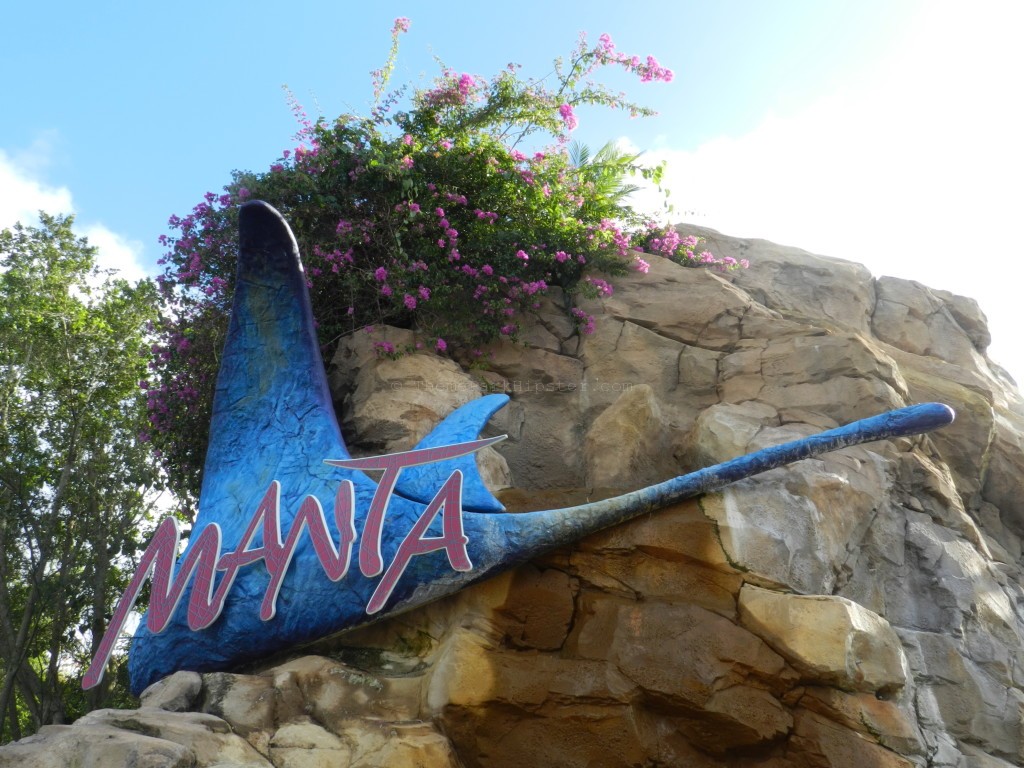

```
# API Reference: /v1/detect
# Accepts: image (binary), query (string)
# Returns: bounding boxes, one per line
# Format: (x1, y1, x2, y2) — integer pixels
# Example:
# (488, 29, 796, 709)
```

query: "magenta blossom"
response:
(558, 103, 578, 130)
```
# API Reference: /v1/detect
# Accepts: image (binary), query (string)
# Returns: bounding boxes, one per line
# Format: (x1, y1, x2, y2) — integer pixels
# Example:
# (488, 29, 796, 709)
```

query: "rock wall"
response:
(5, 226, 1024, 767)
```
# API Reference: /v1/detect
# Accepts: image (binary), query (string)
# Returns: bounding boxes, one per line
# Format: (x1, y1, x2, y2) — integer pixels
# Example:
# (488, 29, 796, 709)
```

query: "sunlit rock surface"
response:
(4, 226, 1023, 767)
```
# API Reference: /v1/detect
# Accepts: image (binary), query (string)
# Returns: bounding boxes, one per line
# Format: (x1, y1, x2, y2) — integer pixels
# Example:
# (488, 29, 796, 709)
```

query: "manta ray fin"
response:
(392, 394, 510, 512)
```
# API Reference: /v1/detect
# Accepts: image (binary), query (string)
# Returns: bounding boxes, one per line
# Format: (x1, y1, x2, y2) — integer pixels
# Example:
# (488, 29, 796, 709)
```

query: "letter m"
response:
(82, 516, 224, 690)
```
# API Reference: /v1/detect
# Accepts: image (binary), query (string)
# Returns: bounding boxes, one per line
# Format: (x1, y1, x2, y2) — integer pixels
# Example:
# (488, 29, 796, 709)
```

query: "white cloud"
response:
(0, 149, 73, 228)
(634, 0, 1024, 384)
(1, 142, 149, 283)
(81, 224, 149, 284)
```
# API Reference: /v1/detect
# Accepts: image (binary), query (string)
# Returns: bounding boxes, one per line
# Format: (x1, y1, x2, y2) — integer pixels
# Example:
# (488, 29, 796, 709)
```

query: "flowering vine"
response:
(147, 19, 744, 505)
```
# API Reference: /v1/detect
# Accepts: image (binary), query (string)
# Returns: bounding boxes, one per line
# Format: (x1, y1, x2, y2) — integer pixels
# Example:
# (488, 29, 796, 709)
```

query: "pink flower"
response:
(408, 202, 421, 213)
(555, 250, 570, 263)
(237, 187, 251, 199)
(571, 308, 596, 334)
(516, 249, 529, 261)
(392, 17, 410, 33)
(418, 285, 431, 300)
(402, 134, 414, 146)
(400, 155, 414, 169)
(639, 55, 673, 83)
(634, 256, 650, 274)
(558, 103, 578, 131)
(586, 276, 613, 297)
(436, 338, 447, 353)
(374, 267, 388, 281)
(440, 139, 453, 150)
(403, 294, 417, 310)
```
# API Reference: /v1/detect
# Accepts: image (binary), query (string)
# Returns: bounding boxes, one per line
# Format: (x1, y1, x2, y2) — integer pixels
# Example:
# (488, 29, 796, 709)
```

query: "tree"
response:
(148, 22, 679, 508)
(0, 214, 160, 742)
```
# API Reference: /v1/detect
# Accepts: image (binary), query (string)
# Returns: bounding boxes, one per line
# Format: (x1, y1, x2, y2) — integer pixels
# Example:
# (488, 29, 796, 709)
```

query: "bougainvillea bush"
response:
(148, 19, 745, 507)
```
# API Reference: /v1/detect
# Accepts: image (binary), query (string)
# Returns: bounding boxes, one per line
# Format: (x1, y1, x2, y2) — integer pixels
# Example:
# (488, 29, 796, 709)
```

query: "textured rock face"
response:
(5, 226, 1024, 767)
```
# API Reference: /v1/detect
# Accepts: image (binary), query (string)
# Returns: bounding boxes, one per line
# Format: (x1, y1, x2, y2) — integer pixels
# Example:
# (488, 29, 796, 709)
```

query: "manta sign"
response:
(83, 202, 955, 695)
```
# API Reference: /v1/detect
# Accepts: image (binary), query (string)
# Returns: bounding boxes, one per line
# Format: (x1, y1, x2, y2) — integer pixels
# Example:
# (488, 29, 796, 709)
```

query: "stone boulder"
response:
(738, 584, 907, 693)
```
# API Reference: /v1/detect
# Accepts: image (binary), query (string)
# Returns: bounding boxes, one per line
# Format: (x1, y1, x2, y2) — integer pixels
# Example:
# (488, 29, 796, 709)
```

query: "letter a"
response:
(365, 470, 472, 614)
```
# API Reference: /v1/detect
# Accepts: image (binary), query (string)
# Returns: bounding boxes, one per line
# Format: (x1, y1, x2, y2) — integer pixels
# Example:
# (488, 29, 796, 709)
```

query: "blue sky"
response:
(3, 1, 1022, 383)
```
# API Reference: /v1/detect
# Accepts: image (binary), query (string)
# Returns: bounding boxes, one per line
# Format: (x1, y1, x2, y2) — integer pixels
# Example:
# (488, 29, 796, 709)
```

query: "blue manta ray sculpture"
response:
(82, 201, 955, 695)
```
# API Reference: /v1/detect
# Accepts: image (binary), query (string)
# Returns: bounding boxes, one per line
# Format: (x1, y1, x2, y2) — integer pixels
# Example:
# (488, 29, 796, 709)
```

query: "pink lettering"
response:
(260, 481, 357, 620)
(82, 516, 223, 690)
(83, 438, 496, 690)
(325, 435, 503, 576)
(366, 470, 472, 614)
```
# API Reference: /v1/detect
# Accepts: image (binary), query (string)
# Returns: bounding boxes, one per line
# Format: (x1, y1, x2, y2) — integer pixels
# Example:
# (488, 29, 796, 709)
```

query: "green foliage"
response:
(0, 214, 157, 741)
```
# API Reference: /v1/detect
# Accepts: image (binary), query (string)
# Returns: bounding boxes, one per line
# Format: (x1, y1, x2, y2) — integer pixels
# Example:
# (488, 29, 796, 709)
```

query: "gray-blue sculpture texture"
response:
(97, 202, 954, 695)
